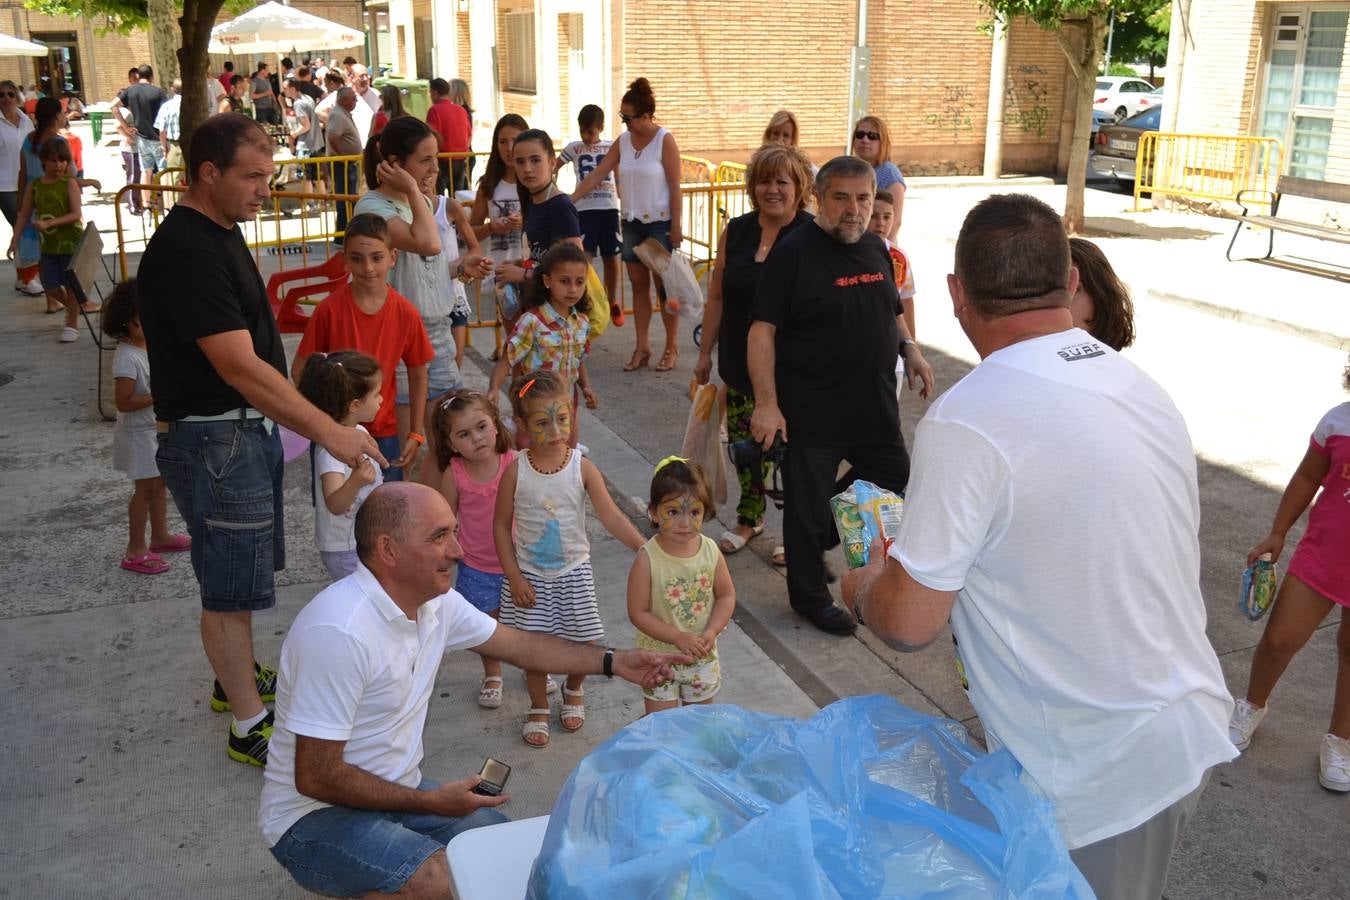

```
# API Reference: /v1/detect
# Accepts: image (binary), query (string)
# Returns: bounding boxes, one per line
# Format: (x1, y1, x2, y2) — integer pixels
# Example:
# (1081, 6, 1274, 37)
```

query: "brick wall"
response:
(1173, 0, 1263, 135)
(614, 1, 1067, 174)
(620, 0, 855, 163)
(457, 11, 472, 80)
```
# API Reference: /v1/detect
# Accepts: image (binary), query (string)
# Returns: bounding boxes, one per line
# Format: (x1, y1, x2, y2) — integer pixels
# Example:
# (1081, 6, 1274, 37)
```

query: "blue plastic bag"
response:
(527, 696, 1092, 898)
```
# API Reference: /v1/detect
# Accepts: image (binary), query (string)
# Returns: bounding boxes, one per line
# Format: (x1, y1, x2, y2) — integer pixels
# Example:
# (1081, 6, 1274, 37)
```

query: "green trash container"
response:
(373, 77, 431, 120)
(88, 109, 107, 143)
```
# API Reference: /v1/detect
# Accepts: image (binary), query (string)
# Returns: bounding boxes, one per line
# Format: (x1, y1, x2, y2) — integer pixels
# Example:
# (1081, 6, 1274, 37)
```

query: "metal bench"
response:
(1227, 175, 1350, 265)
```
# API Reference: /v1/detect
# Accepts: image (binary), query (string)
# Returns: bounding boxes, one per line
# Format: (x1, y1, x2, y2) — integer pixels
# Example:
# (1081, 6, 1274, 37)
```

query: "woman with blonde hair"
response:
(763, 110, 801, 146)
(850, 114, 905, 239)
(693, 143, 813, 564)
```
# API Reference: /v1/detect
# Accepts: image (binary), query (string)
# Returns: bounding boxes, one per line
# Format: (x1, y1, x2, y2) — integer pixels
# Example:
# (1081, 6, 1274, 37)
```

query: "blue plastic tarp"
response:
(527, 695, 1093, 898)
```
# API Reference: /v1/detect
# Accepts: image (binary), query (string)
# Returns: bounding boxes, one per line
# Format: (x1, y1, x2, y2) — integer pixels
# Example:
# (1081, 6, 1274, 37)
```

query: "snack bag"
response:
(830, 487, 867, 569)
(1239, 553, 1278, 621)
(832, 480, 904, 569)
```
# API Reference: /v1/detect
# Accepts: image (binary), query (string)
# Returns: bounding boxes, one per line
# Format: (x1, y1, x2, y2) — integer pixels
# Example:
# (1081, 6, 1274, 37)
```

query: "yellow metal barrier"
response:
(1134, 133, 1282, 212)
(680, 155, 715, 186)
(714, 161, 747, 185)
(113, 172, 747, 346)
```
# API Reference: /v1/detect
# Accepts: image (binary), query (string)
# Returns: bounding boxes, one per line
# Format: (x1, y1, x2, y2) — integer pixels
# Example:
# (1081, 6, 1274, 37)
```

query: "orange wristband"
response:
(407, 432, 426, 445)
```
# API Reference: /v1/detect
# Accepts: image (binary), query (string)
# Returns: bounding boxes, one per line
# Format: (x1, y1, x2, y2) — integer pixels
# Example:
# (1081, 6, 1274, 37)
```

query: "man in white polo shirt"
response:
(843, 194, 1236, 900)
(261, 482, 683, 898)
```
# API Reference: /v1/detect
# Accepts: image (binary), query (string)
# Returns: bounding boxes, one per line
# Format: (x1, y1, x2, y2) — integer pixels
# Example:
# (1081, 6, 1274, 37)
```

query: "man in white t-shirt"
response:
(261, 482, 684, 898)
(842, 193, 1236, 900)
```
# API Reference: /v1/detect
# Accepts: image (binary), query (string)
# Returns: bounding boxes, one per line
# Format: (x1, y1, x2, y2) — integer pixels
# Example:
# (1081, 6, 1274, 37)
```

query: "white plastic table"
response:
(446, 814, 550, 900)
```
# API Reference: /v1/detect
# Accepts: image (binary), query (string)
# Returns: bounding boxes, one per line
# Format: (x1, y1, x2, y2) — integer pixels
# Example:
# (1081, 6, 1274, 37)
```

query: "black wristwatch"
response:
(602, 647, 615, 678)
(899, 339, 915, 360)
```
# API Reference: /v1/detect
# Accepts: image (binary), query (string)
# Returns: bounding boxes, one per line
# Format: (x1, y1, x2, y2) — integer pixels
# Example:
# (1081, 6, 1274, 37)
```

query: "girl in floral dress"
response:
(626, 457, 736, 715)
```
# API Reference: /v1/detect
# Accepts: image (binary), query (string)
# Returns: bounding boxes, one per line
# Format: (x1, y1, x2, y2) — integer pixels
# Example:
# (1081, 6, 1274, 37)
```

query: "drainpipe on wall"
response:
(845, 0, 870, 152)
(1161, 0, 1190, 134)
(983, 14, 1010, 178)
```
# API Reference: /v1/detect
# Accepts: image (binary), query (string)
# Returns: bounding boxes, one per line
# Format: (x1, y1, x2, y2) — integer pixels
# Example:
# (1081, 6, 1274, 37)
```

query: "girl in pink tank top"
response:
(424, 389, 516, 709)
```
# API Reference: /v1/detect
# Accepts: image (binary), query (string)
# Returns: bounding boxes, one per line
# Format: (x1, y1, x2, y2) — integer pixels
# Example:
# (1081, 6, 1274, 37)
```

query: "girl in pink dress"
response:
(1229, 357, 1350, 793)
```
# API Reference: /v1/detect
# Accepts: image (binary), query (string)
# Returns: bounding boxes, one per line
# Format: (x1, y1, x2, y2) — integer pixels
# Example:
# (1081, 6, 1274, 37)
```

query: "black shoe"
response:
(801, 604, 857, 635)
(211, 661, 278, 712)
(227, 709, 274, 767)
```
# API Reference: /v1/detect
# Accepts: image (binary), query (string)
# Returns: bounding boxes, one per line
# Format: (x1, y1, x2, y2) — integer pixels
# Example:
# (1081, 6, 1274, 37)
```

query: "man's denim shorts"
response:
(270, 778, 509, 897)
(156, 418, 285, 612)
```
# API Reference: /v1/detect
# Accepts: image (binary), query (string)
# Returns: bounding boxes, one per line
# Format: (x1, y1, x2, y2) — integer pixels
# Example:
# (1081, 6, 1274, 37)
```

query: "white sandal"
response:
(718, 523, 764, 554)
(771, 545, 787, 567)
(522, 708, 551, 748)
(478, 676, 503, 709)
(560, 687, 586, 732)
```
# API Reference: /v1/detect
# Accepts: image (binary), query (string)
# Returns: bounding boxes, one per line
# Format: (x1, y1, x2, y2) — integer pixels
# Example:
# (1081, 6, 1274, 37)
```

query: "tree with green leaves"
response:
(980, 0, 1159, 233)
(25, 0, 247, 158)
(1110, 1, 1170, 79)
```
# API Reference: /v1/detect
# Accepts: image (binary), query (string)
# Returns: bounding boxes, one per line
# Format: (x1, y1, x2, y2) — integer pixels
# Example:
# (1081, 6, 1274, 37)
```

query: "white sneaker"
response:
(1229, 699, 1267, 751)
(59, 326, 78, 343)
(1320, 734, 1350, 792)
(15, 279, 43, 295)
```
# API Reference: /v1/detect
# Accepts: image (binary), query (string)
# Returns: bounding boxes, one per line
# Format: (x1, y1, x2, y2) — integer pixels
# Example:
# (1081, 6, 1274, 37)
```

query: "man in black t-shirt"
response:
(112, 64, 167, 178)
(749, 156, 934, 635)
(139, 113, 384, 767)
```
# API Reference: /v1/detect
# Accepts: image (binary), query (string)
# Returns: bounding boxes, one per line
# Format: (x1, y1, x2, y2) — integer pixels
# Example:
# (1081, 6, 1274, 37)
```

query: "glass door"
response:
(1258, 6, 1348, 179)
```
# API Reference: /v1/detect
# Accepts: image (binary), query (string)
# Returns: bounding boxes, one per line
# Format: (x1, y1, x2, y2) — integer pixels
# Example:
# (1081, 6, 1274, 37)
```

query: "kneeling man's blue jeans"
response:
(270, 778, 509, 897)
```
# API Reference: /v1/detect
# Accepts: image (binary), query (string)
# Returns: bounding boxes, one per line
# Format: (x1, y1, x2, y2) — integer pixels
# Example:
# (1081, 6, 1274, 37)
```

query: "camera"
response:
(727, 434, 786, 509)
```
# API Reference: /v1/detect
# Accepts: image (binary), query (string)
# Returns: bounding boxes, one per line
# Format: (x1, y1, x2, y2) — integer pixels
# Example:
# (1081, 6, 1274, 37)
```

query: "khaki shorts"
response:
(643, 648, 721, 703)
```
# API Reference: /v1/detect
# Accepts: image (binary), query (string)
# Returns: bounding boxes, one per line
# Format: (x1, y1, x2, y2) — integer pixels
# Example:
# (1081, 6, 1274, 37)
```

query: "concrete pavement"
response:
(3, 122, 1349, 897)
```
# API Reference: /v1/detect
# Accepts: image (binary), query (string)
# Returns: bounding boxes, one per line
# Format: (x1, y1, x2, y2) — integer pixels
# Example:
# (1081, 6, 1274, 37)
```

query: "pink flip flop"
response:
(149, 535, 192, 554)
(121, 553, 170, 575)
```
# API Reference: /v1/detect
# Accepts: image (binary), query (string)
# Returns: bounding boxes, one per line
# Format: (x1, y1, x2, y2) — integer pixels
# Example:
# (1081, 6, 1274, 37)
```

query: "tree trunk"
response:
(1054, 16, 1106, 235)
(177, 0, 229, 171)
(148, 0, 181, 84)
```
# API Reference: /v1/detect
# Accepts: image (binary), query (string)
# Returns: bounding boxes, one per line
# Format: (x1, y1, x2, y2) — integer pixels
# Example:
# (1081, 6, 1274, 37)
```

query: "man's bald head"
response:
(355, 482, 422, 565)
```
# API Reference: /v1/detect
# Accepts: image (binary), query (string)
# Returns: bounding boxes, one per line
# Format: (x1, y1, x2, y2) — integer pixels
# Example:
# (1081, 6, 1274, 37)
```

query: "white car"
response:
(1095, 77, 1161, 121)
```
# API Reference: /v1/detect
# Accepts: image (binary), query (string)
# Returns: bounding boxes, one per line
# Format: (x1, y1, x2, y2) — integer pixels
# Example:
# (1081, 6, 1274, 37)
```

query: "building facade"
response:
(382, 0, 1080, 174)
(0, 1, 364, 107)
(1166, 0, 1349, 182)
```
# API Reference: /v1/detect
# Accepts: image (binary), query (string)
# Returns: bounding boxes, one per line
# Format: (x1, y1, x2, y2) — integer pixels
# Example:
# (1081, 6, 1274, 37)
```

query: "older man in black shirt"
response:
(139, 114, 383, 766)
(749, 155, 933, 635)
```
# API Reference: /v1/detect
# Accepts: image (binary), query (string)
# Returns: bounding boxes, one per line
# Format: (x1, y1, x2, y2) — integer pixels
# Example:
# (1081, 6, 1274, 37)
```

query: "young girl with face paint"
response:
(626, 457, 736, 716)
(488, 242, 598, 447)
(492, 369, 645, 748)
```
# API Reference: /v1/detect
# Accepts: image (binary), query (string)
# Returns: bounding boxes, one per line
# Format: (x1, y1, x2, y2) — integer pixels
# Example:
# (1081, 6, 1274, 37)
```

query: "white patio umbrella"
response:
(208, 1, 362, 55)
(0, 33, 49, 57)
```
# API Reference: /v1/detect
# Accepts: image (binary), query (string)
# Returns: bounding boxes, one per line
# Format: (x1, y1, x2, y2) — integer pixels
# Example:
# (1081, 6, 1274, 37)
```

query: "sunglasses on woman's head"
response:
(853, 130, 881, 142)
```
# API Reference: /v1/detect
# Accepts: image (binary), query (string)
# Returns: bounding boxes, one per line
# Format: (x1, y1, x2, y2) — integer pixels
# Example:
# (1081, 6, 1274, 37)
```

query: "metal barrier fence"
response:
(1134, 133, 1283, 212)
(112, 160, 759, 354)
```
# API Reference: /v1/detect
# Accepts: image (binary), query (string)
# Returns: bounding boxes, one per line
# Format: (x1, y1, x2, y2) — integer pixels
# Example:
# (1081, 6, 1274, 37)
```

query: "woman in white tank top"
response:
(571, 78, 684, 373)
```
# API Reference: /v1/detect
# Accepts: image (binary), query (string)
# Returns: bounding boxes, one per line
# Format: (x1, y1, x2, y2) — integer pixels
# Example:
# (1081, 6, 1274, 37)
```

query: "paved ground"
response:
(2, 120, 1348, 897)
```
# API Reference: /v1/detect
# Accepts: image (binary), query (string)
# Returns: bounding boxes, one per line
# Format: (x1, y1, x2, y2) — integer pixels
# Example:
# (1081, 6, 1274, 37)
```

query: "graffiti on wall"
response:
(1005, 63, 1051, 138)
(925, 83, 975, 141)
